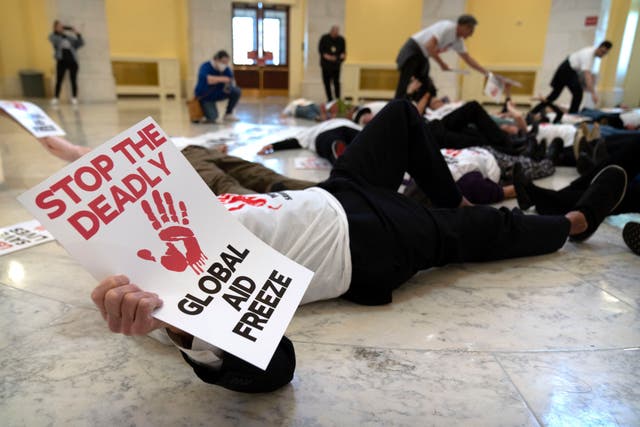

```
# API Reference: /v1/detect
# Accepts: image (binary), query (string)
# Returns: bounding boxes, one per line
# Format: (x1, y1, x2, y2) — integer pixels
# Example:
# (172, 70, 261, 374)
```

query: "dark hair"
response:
(458, 14, 478, 27)
(599, 40, 613, 49)
(213, 50, 230, 60)
(353, 107, 372, 125)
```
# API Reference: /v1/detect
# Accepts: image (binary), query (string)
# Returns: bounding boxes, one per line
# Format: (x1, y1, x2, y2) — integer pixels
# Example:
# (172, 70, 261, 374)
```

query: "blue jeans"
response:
(200, 86, 242, 121)
(295, 104, 321, 120)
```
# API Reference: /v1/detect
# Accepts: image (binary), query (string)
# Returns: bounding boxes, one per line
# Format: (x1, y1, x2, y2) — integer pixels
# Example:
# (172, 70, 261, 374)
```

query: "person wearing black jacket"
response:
(318, 26, 346, 101)
(48, 20, 84, 105)
(91, 100, 625, 393)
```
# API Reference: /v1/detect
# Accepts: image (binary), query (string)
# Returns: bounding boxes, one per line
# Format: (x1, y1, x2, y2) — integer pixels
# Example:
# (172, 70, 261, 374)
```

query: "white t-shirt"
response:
(536, 123, 577, 148)
(412, 20, 466, 58)
(441, 147, 501, 183)
(292, 119, 362, 151)
(569, 47, 597, 72)
(157, 187, 352, 368)
(425, 100, 465, 121)
(218, 187, 351, 305)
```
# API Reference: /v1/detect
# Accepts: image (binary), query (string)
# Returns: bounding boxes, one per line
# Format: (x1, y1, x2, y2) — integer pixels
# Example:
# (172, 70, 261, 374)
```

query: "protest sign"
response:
(483, 72, 505, 102)
(18, 117, 313, 369)
(0, 219, 55, 256)
(0, 100, 65, 137)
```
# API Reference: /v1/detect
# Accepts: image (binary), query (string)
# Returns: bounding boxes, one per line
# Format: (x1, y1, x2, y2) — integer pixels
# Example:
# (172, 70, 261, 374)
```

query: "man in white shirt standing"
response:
(394, 15, 490, 99)
(533, 41, 612, 114)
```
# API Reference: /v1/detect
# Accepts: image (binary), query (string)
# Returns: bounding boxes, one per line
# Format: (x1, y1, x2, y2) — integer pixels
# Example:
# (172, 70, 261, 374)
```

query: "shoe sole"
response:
(589, 165, 628, 213)
(623, 222, 640, 256)
(569, 165, 628, 242)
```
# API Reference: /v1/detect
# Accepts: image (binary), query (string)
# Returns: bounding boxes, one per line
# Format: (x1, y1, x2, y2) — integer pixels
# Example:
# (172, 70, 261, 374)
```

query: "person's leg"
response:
(567, 78, 583, 114)
(330, 99, 462, 208)
(54, 60, 67, 98)
(333, 67, 341, 99)
(322, 66, 333, 101)
(441, 101, 511, 149)
(69, 60, 79, 98)
(206, 147, 316, 192)
(180, 146, 253, 194)
(225, 86, 241, 115)
(430, 120, 489, 149)
(394, 54, 427, 99)
(200, 100, 219, 122)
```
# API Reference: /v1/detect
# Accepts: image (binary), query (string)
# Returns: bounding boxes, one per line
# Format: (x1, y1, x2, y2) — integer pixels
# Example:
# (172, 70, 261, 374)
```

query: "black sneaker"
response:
(570, 165, 628, 242)
(622, 222, 640, 255)
(546, 137, 564, 165)
(513, 162, 533, 210)
(576, 152, 596, 175)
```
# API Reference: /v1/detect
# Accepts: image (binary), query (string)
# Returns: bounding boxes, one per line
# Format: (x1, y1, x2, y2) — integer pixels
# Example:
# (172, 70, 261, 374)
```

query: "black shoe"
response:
(622, 222, 640, 255)
(592, 138, 609, 165)
(570, 165, 628, 242)
(546, 137, 564, 165)
(523, 138, 538, 159)
(535, 138, 547, 161)
(576, 152, 596, 175)
(513, 162, 533, 210)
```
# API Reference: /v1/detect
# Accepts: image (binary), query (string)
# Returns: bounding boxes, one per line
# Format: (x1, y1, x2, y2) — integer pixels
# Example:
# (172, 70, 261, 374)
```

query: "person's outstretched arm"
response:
(258, 138, 302, 154)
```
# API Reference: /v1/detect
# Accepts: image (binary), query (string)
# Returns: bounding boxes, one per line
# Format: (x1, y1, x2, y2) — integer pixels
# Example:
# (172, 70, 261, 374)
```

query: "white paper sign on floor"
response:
(0, 219, 55, 256)
(0, 100, 65, 137)
(18, 117, 313, 370)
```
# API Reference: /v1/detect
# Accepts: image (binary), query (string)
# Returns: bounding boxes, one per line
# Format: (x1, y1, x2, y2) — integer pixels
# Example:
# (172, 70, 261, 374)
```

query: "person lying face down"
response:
(90, 100, 626, 393)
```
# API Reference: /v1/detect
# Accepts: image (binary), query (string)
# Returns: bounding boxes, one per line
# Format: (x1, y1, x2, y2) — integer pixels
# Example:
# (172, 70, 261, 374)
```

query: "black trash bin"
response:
(19, 70, 45, 98)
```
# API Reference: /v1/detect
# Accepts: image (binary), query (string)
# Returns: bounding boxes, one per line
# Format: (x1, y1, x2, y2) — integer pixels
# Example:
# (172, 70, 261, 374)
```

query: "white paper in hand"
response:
(0, 100, 65, 137)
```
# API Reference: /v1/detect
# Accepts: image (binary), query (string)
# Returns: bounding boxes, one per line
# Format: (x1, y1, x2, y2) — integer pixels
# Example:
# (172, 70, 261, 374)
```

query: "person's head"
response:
(456, 14, 478, 39)
(330, 25, 340, 38)
(53, 20, 64, 33)
(595, 40, 612, 57)
(354, 107, 373, 126)
(213, 50, 230, 65)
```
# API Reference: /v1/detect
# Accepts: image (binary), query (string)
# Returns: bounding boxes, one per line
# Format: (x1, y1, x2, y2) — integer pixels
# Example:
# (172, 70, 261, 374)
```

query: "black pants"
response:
(314, 126, 360, 164)
(528, 136, 640, 215)
(537, 59, 583, 114)
(318, 100, 571, 305)
(431, 101, 512, 151)
(394, 38, 429, 99)
(321, 65, 341, 101)
(55, 50, 79, 98)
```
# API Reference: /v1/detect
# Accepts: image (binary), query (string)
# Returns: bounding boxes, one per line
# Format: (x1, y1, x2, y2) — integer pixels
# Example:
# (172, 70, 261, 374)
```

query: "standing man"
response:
(194, 50, 242, 123)
(532, 41, 612, 114)
(318, 25, 346, 102)
(394, 15, 490, 99)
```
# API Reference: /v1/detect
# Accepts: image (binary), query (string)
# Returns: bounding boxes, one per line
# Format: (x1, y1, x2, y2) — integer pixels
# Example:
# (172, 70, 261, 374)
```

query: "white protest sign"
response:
(0, 219, 55, 256)
(0, 100, 65, 137)
(483, 72, 505, 102)
(18, 117, 313, 370)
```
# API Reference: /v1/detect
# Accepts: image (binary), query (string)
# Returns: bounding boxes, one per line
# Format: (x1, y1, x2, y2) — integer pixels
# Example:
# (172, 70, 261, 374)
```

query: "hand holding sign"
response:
(137, 190, 208, 275)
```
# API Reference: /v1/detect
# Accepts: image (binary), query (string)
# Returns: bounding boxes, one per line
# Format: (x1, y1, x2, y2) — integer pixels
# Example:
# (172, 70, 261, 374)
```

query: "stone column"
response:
(50, 0, 116, 102)
(187, 0, 232, 96)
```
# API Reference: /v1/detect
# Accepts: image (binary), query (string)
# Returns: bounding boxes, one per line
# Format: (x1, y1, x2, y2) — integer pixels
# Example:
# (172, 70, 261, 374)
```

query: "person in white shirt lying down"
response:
(91, 99, 626, 393)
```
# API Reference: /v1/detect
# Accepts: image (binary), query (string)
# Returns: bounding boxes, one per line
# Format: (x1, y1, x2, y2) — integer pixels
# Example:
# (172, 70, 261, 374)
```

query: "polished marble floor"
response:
(1, 97, 639, 427)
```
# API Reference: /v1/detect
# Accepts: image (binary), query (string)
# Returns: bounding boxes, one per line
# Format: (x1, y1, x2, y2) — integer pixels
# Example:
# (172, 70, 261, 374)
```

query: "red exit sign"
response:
(585, 16, 598, 26)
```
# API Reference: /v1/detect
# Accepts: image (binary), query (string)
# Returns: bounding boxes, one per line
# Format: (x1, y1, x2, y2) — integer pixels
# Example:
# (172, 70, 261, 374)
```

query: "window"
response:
(232, 3, 288, 66)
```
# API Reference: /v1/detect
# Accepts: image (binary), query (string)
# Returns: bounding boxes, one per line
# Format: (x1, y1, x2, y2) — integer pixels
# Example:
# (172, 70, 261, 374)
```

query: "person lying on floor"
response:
(37, 135, 316, 195)
(90, 100, 625, 393)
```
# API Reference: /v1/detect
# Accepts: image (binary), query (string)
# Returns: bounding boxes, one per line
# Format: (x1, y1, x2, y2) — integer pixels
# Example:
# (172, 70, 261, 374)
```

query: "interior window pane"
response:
(264, 10, 287, 65)
(232, 9, 257, 65)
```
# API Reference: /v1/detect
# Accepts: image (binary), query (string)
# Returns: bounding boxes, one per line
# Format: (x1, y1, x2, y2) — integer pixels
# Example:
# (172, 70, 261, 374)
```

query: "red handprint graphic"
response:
(137, 190, 208, 274)
(217, 194, 282, 211)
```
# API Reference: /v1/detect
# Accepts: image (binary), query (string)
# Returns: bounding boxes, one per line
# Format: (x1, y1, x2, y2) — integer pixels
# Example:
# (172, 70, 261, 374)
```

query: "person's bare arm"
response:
(458, 52, 488, 76)
(425, 36, 450, 71)
(583, 71, 598, 104)
(504, 101, 528, 132)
